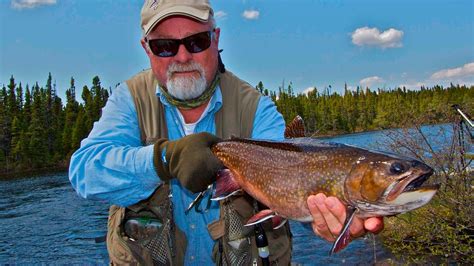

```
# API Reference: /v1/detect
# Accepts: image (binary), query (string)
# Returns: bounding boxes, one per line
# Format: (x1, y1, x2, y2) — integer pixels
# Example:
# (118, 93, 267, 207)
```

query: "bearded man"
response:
(69, 0, 383, 264)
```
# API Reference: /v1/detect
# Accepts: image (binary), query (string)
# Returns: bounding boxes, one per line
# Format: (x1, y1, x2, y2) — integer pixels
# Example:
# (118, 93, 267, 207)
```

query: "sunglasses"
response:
(147, 30, 214, 58)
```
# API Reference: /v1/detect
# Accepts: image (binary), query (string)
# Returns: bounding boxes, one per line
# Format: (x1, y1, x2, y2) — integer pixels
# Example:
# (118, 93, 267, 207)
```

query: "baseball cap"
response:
(141, 0, 214, 36)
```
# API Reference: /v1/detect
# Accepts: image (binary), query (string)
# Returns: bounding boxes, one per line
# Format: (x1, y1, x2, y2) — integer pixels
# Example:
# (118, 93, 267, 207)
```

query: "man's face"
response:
(141, 16, 220, 100)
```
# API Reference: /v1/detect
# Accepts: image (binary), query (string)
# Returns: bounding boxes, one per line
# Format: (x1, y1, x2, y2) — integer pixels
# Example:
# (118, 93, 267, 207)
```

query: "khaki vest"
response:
(106, 69, 292, 265)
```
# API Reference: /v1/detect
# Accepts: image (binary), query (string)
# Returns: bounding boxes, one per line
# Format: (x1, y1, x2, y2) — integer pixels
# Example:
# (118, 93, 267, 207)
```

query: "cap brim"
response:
(144, 5, 210, 36)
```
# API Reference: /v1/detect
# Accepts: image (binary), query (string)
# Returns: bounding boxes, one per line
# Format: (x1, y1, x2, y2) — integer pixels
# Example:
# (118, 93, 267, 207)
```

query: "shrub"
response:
(380, 109, 473, 264)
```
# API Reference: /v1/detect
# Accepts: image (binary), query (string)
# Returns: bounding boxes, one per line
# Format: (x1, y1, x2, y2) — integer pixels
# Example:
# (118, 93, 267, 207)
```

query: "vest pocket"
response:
(213, 197, 254, 266)
(107, 205, 140, 265)
(122, 217, 172, 265)
(107, 185, 187, 265)
(212, 195, 293, 266)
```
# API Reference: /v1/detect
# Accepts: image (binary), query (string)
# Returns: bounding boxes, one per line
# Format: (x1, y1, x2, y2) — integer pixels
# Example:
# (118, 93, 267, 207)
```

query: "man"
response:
(69, 0, 383, 264)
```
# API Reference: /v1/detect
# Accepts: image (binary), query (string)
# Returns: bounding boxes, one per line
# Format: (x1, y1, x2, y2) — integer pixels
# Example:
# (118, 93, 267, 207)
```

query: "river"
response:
(0, 124, 459, 264)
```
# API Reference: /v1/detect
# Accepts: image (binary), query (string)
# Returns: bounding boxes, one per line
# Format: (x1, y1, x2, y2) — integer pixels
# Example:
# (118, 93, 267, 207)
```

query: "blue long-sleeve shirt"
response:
(69, 80, 285, 265)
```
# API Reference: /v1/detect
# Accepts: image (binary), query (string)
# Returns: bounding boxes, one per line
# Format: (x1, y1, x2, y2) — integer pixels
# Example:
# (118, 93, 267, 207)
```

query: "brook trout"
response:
(211, 116, 438, 254)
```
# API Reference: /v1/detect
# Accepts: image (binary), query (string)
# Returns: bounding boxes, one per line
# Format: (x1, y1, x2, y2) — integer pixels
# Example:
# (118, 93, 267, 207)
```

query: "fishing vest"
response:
(106, 69, 292, 265)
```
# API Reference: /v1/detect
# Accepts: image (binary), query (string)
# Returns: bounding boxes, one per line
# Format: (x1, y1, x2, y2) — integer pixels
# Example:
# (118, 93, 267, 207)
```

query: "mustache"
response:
(167, 62, 204, 77)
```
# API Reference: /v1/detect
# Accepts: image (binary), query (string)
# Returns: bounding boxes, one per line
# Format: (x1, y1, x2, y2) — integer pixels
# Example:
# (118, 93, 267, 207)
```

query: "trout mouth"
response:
(403, 172, 433, 191)
(386, 168, 436, 202)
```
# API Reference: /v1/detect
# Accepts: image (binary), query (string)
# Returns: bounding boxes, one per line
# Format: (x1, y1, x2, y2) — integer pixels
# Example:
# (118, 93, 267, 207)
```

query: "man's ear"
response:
(213, 27, 221, 47)
(141, 38, 152, 56)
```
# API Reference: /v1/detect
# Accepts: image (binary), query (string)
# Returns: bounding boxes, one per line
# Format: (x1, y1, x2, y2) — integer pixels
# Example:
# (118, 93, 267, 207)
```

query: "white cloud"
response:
(11, 0, 56, 9)
(430, 62, 474, 80)
(302, 87, 316, 95)
(215, 10, 227, 20)
(242, 9, 260, 20)
(360, 76, 384, 88)
(398, 82, 427, 90)
(351, 27, 404, 48)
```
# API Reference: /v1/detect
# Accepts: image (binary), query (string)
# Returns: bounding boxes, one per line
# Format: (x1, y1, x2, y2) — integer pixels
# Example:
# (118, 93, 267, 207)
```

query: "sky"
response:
(0, 0, 473, 100)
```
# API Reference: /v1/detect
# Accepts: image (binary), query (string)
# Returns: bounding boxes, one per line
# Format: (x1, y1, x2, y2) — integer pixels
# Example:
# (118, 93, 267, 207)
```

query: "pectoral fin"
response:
(272, 216, 288, 230)
(245, 209, 276, 226)
(329, 206, 358, 255)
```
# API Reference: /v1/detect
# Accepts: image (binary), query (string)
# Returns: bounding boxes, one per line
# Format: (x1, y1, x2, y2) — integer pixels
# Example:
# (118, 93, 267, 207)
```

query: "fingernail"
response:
(326, 197, 336, 209)
(315, 194, 325, 205)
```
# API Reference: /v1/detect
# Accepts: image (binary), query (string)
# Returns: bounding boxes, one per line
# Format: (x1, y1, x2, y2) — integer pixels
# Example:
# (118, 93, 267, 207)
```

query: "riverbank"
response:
(0, 164, 68, 181)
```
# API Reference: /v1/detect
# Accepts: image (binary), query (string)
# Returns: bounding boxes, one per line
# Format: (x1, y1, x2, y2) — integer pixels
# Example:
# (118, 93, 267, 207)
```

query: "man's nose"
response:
(173, 44, 192, 63)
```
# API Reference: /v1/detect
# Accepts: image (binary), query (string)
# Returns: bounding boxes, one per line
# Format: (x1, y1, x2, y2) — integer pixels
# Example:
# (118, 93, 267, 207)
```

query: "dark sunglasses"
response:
(147, 30, 214, 57)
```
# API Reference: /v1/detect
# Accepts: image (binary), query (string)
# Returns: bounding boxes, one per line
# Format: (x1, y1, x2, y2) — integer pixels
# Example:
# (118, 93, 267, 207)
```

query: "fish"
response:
(210, 116, 439, 255)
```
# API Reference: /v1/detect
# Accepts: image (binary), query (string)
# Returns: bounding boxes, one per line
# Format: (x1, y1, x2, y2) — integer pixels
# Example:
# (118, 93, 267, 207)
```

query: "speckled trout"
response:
(210, 116, 439, 254)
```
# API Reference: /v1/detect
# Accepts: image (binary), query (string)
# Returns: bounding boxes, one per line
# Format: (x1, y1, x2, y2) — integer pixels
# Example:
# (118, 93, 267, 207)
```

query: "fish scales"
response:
(213, 139, 374, 220)
(212, 137, 437, 220)
(209, 117, 438, 254)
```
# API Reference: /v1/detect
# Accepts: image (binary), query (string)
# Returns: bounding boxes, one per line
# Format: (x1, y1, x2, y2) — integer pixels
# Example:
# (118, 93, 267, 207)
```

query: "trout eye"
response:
(390, 162, 406, 175)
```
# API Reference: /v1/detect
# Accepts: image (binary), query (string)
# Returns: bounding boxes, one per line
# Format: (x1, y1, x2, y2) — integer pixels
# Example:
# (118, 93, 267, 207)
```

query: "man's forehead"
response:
(148, 15, 210, 38)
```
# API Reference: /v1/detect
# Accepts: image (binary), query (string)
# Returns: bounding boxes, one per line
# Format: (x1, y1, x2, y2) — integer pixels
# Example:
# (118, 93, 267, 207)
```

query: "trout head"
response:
(344, 155, 438, 217)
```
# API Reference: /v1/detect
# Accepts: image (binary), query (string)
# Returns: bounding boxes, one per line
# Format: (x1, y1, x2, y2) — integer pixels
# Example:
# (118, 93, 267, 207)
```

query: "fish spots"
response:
(215, 138, 435, 221)
(356, 156, 366, 164)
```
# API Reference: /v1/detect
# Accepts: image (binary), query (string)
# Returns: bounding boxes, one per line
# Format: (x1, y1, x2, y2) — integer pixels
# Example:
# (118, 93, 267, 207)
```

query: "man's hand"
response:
(153, 132, 223, 193)
(307, 193, 384, 242)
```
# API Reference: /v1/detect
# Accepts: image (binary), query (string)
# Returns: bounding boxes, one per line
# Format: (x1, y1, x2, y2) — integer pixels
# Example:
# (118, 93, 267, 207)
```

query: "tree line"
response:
(257, 81, 473, 135)
(1, 74, 472, 174)
(0, 74, 109, 174)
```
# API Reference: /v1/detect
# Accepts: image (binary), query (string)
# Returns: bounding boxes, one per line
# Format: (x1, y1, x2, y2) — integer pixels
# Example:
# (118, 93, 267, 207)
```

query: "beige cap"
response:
(141, 0, 213, 36)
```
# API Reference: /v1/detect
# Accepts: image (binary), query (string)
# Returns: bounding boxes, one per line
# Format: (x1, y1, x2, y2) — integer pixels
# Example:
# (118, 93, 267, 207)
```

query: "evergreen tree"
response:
(7, 75, 18, 116)
(28, 84, 48, 167)
(0, 86, 7, 170)
(16, 82, 23, 111)
(82, 85, 93, 132)
(71, 107, 87, 152)
(256, 81, 264, 95)
(1, 77, 18, 168)
(10, 116, 22, 165)
(44, 73, 55, 157)
(63, 77, 79, 156)
(23, 85, 32, 129)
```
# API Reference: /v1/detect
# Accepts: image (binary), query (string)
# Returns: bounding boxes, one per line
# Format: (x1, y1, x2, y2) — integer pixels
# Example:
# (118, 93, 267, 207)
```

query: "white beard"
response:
(166, 62, 207, 100)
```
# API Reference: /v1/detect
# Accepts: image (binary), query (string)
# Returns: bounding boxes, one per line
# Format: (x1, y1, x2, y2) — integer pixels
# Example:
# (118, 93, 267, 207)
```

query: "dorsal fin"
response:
(284, 115, 306, 138)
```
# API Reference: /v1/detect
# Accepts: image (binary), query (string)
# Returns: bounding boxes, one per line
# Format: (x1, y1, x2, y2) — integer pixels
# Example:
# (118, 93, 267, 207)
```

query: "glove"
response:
(153, 132, 223, 193)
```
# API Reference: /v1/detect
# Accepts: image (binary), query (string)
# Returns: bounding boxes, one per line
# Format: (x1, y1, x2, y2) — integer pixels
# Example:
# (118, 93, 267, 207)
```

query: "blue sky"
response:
(1, 0, 473, 100)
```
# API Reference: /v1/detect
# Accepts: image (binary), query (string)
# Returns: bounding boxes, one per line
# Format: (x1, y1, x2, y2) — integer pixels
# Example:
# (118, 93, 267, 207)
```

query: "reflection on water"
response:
(3, 124, 454, 264)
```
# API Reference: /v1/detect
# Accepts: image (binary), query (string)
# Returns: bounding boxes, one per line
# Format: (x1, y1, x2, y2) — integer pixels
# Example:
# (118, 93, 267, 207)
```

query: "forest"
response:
(0, 74, 109, 175)
(0, 73, 473, 175)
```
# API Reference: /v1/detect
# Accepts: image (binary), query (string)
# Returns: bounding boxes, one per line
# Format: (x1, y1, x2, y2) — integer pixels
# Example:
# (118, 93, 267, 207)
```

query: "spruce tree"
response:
(28, 84, 48, 168)
(44, 73, 55, 158)
(63, 77, 79, 157)
(10, 116, 22, 166)
(23, 85, 32, 129)
(0, 86, 7, 171)
(71, 107, 87, 151)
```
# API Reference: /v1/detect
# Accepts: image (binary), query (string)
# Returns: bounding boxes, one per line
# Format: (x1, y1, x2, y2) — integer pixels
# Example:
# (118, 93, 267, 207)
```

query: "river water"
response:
(0, 124, 460, 264)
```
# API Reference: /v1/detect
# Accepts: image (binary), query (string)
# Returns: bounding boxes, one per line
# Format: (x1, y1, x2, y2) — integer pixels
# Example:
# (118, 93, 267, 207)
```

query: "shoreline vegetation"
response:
(1, 74, 109, 180)
(379, 118, 473, 263)
(1, 74, 472, 179)
(0, 164, 68, 181)
(1, 73, 472, 262)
